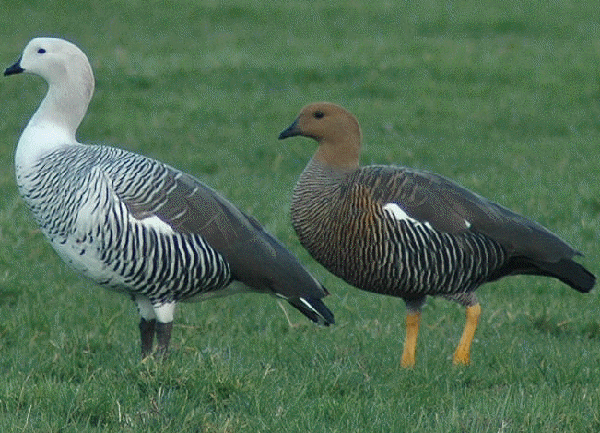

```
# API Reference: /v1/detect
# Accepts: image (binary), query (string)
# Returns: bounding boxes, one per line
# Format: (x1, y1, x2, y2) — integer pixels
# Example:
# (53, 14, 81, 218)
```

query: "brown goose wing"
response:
(358, 165, 578, 263)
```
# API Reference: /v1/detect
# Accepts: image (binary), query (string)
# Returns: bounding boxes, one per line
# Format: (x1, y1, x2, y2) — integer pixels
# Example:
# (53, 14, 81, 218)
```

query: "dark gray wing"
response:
(121, 162, 329, 301)
(356, 165, 579, 262)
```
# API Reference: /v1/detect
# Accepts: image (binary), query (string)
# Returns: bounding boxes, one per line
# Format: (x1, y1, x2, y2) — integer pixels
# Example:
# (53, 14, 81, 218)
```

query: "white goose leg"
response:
(153, 302, 176, 358)
(156, 322, 173, 356)
(139, 318, 156, 358)
(134, 295, 159, 358)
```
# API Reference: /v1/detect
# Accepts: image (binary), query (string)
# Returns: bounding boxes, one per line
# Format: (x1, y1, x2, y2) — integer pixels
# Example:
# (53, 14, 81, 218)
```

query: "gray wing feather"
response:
(359, 165, 578, 262)
(123, 165, 327, 299)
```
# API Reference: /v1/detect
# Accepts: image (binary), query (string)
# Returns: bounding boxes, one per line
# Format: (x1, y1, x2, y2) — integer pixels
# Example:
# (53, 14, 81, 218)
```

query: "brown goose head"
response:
(279, 102, 362, 171)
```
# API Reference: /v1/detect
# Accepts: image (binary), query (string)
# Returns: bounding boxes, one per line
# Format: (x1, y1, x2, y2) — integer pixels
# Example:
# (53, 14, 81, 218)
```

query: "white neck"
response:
(15, 78, 89, 174)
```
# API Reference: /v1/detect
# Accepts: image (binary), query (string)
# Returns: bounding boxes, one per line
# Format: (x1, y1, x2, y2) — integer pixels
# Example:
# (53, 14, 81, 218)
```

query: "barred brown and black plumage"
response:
(279, 101, 595, 367)
(5, 38, 333, 359)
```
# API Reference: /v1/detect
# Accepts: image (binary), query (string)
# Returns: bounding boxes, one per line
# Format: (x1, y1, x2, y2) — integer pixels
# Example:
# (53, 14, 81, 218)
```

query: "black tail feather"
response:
(287, 296, 335, 326)
(536, 258, 595, 293)
(495, 257, 596, 293)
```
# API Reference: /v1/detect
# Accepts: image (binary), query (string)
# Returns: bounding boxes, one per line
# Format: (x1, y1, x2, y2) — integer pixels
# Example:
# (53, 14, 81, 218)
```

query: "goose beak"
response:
(278, 119, 300, 140)
(4, 58, 24, 76)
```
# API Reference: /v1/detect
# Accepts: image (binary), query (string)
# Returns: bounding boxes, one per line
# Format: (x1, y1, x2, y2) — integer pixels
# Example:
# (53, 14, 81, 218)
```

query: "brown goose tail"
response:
(535, 258, 596, 293)
(494, 256, 595, 293)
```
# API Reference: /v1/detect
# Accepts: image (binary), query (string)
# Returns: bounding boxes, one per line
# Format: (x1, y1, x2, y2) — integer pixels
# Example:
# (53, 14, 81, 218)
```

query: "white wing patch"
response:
(383, 203, 472, 231)
(135, 215, 175, 234)
(382, 203, 411, 220)
(382, 203, 433, 229)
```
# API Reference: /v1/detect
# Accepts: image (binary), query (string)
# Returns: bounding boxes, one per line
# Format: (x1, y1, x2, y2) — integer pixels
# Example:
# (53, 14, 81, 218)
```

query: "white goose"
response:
(4, 38, 334, 357)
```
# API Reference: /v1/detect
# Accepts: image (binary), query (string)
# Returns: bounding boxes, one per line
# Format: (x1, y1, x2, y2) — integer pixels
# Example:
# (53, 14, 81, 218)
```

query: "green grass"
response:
(1, 0, 600, 431)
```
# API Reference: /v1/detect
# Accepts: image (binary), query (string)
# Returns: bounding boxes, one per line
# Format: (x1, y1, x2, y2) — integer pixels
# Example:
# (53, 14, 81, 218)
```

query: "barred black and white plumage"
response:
(5, 37, 334, 358)
(20, 145, 232, 304)
(279, 101, 595, 367)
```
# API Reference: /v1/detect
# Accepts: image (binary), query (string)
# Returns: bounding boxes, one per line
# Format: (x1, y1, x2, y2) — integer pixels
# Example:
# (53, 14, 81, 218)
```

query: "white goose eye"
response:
(37, 48, 46, 54)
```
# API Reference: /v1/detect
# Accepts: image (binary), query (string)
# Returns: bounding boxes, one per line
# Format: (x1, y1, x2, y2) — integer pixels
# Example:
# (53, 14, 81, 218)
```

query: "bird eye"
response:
(313, 111, 324, 119)
(37, 48, 46, 54)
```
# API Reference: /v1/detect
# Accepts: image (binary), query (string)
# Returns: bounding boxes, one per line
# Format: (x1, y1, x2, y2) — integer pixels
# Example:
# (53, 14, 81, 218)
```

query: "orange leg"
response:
(453, 303, 481, 365)
(401, 311, 421, 368)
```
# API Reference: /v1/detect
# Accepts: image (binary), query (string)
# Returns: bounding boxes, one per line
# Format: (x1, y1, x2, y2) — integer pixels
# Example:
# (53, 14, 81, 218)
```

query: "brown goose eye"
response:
(313, 111, 324, 119)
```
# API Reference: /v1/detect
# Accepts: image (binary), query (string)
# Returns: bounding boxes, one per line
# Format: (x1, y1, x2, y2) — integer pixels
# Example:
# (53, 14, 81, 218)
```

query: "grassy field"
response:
(1, 0, 600, 431)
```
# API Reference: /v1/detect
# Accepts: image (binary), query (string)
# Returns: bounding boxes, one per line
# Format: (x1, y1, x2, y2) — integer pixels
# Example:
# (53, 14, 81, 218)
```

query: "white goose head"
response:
(5, 38, 95, 169)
